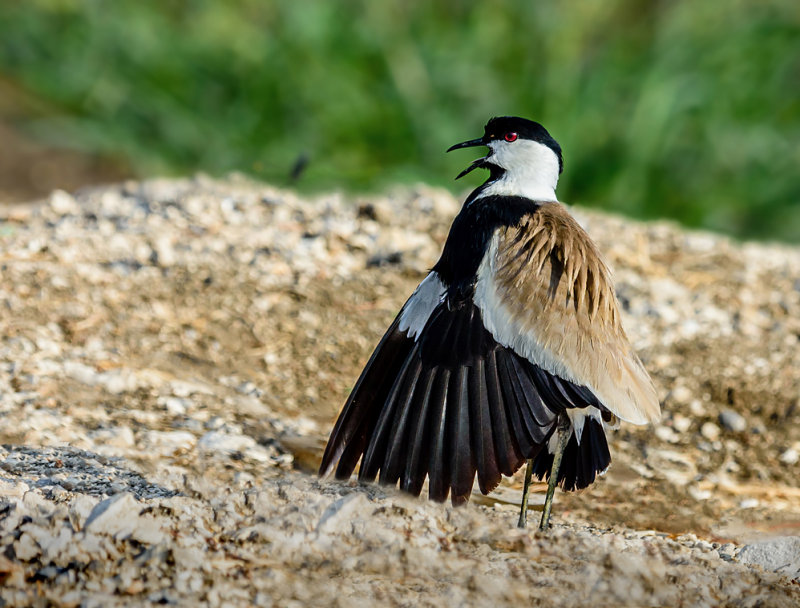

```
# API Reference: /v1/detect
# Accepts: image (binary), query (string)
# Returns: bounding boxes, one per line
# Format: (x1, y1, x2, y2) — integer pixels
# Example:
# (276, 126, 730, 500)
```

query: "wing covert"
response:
(474, 202, 660, 425)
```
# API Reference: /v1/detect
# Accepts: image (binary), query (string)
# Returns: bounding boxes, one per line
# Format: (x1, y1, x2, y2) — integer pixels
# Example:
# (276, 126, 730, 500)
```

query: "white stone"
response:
(99, 368, 143, 394)
(130, 515, 168, 545)
(14, 532, 40, 561)
(738, 537, 800, 581)
(170, 380, 214, 397)
(64, 360, 100, 385)
(672, 414, 693, 434)
(84, 493, 142, 540)
(670, 386, 693, 406)
(779, 448, 799, 465)
(92, 426, 136, 448)
(198, 431, 255, 454)
(158, 396, 190, 415)
(49, 189, 80, 215)
(0, 479, 29, 499)
(689, 400, 706, 417)
(317, 494, 372, 534)
(655, 425, 679, 444)
(39, 526, 74, 560)
(145, 430, 197, 452)
(700, 422, 720, 442)
(70, 495, 101, 531)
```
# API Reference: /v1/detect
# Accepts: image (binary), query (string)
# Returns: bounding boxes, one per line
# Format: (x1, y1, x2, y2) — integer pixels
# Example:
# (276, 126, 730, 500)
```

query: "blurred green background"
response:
(1, 0, 799, 241)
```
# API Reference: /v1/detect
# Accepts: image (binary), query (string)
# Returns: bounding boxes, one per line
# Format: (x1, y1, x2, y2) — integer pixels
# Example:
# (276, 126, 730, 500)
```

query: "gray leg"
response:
(517, 458, 534, 528)
(539, 414, 571, 531)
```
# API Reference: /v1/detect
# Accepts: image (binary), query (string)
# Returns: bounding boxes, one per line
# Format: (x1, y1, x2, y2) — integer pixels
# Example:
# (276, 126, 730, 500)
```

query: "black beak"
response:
(447, 135, 490, 179)
(454, 157, 488, 180)
(446, 136, 486, 152)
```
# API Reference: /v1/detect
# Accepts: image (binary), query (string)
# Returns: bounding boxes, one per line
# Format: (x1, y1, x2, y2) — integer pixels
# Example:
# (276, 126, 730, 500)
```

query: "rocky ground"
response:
(0, 176, 798, 606)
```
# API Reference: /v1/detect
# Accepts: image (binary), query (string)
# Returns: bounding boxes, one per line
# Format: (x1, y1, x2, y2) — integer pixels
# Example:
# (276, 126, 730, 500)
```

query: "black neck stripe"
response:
(432, 195, 539, 304)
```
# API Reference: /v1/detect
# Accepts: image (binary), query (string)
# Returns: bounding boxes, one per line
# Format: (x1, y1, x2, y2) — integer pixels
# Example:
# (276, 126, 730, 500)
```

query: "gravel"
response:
(0, 175, 799, 605)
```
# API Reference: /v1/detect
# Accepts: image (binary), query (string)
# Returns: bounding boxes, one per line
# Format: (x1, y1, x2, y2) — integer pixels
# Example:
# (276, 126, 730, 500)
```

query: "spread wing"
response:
(318, 296, 567, 504)
(318, 269, 610, 504)
(474, 202, 661, 425)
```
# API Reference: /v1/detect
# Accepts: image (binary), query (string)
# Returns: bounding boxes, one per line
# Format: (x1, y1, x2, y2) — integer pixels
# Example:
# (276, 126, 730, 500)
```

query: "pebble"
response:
(158, 396, 191, 415)
(13, 532, 40, 561)
(49, 190, 79, 215)
(700, 422, 721, 442)
(672, 414, 692, 434)
(69, 495, 101, 531)
(317, 493, 373, 534)
(688, 400, 707, 417)
(779, 446, 799, 465)
(84, 493, 143, 539)
(198, 430, 255, 454)
(91, 426, 135, 448)
(144, 430, 197, 452)
(687, 485, 712, 501)
(718, 409, 747, 432)
(716, 543, 737, 561)
(655, 425, 679, 443)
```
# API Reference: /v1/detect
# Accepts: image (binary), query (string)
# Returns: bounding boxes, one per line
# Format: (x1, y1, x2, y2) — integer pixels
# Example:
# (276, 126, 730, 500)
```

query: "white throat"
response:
(477, 140, 560, 202)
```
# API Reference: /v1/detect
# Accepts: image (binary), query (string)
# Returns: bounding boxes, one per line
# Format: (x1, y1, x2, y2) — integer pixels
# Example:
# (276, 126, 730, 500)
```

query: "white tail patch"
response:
(565, 407, 604, 446)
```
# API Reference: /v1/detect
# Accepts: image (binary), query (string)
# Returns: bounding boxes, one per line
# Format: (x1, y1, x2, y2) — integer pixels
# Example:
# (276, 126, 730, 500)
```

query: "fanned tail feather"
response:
(530, 417, 611, 491)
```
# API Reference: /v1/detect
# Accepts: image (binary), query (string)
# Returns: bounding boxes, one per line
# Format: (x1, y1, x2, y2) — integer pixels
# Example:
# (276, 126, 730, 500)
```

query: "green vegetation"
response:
(1, 0, 799, 241)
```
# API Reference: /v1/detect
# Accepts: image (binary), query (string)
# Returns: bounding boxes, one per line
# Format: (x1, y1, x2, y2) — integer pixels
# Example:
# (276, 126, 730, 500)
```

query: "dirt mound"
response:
(0, 177, 798, 605)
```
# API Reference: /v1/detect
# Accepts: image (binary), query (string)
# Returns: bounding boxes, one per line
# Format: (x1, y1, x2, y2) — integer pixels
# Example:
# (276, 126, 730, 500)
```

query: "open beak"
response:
(446, 136, 485, 152)
(447, 136, 490, 180)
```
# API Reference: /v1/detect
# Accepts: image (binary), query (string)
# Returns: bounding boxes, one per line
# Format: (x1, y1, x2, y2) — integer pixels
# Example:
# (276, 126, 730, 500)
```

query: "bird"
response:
(318, 116, 661, 530)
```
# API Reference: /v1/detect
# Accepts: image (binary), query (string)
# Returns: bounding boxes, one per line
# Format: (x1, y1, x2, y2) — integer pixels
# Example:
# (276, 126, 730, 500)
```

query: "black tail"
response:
(530, 418, 611, 491)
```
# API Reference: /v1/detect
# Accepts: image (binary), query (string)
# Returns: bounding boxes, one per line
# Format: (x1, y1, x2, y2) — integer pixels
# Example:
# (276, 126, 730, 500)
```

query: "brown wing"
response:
(474, 202, 660, 424)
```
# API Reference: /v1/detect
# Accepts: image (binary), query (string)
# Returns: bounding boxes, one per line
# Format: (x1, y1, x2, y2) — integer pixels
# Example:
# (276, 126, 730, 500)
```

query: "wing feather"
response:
(485, 349, 523, 477)
(448, 366, 475, 505)
(509, 355, 555, 435)
(475, 202, 660, 425)
(379, 353, 425, 486)
(401, 367, 440, 496)
(427, 368, 451, 502)
(360, 342, 421, 481)
(319, 317, 414, 479)
(496, 350, 538, 455)
(468, 358, 502, 494)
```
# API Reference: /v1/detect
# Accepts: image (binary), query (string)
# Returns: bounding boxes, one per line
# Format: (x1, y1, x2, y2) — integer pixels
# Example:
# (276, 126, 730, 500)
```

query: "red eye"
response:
(504, 132, 518, 142)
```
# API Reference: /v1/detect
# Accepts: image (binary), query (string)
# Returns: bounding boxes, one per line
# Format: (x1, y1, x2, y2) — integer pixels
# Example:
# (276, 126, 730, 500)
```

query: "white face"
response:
(478, 139, 561, 202)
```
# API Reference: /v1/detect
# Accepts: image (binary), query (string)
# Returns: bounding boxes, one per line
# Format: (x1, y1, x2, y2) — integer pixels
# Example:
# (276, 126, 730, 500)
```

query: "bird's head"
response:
(448, 116, 563, 201)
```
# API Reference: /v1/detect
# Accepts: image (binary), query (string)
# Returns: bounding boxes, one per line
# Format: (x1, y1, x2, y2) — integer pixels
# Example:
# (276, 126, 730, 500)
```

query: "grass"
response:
(1, 0, 799, 241)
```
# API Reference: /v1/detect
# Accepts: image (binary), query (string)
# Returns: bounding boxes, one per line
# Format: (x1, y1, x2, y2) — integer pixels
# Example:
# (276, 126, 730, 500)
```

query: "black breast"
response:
(432, 195, 539, 305)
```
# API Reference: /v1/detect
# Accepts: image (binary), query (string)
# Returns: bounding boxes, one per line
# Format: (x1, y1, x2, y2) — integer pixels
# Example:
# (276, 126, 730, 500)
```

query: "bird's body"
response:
(319, 117, 660, 527)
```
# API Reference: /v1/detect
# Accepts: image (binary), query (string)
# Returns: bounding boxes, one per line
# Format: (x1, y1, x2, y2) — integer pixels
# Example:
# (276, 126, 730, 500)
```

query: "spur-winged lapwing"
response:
(319, 116, 661, 529)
